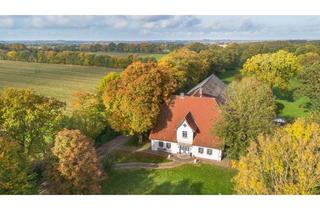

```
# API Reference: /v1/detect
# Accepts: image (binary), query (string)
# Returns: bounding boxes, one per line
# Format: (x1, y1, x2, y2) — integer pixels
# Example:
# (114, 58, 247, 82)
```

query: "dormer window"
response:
(182, 131, 188, 138)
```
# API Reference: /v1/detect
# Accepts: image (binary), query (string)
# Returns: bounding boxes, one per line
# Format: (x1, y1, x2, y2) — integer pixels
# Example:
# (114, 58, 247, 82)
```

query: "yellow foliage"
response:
(233, 119, 320, 195)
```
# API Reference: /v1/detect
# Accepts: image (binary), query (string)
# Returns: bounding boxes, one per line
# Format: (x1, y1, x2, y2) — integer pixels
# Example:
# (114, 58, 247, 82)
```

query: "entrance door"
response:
(180, 145, 190, 154)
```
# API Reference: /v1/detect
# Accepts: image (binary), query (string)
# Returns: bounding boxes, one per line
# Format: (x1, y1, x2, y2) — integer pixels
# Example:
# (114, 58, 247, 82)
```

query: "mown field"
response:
(102, 164, 236, 195)
(0, 60, 121, 105)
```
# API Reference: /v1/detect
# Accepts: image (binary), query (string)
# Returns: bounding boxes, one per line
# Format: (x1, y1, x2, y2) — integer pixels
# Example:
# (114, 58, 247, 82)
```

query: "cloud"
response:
(0, 16, 15, 28)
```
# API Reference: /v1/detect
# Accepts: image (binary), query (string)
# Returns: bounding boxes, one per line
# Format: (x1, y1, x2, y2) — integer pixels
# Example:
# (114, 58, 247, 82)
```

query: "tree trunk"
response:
(138, 134, 143, 145)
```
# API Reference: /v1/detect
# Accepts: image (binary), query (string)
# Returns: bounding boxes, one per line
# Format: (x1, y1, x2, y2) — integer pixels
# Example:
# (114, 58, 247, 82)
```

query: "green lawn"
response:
(218, 68, 310, 119)
(0, 60, 121, 106)
(102, 164, 236, 195)
(110, 149, 170, 164)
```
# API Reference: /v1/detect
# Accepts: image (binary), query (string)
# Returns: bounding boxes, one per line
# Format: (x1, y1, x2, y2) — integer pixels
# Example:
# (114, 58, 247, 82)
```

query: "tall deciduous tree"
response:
(214, 77, 276, 159)
(0, 137, 36, 194)
(103, 62, 177, 141)
(0, 88, 66, 159)
(298, 62, 320, 111)
(241, 50, 300, 90)
(69, 91, 107, 139)
(233, 119, 320, 195)
(44, 129, 103, 194)
(159, 48, 207, 90)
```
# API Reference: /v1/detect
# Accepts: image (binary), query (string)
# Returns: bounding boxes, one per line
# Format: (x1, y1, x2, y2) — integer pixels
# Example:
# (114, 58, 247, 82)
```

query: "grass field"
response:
(110, 149, 170, 164)
(0, 60, 121, 105)
(102, 164, 236, 195)
(218, 68, 310, 119)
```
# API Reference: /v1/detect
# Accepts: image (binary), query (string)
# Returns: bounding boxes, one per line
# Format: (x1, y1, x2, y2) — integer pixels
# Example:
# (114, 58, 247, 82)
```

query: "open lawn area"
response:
(110, 149, 170, 164)
(102, 164, 236, 195)
(0, 60, 121, 106)
(218, 69, 310, 119)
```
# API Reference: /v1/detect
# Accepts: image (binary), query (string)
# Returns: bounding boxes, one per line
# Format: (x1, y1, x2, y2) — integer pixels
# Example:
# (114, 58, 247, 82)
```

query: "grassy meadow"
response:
(102, 164, 236, 195)
(0, 60, 121, 106)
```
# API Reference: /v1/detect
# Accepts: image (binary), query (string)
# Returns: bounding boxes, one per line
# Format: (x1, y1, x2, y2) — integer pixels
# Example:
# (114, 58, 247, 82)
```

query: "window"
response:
(198, 147, 204, 154)
(183, 123, 187, 127)
(159, 141, 164, 147)
(182, 131, 188, 138)
(207, 149, 212, 155)
(166, 143, 171, 149)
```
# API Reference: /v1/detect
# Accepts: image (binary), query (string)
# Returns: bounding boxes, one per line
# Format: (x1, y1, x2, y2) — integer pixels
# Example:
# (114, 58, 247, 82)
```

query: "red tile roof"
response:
(149, 95, 222, 148)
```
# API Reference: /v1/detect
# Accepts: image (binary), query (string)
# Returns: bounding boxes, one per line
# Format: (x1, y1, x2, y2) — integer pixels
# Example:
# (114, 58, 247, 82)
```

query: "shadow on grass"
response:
(273, 87, 296, 102)
(149, 179, 204, 195)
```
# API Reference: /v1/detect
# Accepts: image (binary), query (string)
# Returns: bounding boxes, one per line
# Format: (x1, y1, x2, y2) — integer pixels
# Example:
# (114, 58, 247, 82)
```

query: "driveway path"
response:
(96, 135, 131, 159)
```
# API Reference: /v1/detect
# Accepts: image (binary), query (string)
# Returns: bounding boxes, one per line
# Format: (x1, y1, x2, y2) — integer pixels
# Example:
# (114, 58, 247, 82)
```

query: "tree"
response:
(233, 119, 320, 195)
(103, 62, 177, 141)
(44, 129, 103, 194)
(297, 52, 320, 67)
(214, 77, 276, 159)
(0, 137, 36, 194)
(0, 88, 66, 159)
(68, 91, 106, 139)
(200, 45, 239, 75)
(298, 62, 320, 110)
(97, 71, 121, 96)
(241, 50, 300, 90)
(159, 48, 207, 90)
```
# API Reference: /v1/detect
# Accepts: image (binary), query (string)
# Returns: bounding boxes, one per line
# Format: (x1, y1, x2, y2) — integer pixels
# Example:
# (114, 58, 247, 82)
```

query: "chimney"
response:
(180, 92, 184, 99)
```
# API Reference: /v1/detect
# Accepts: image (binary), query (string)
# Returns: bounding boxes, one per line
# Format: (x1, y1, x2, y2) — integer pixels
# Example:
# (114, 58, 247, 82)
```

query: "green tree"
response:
(0, 137, 36, 194)
(44, 129, 104, 194)
(214, 77, 276, 159)
(233, 119, 320, 195)
(298, 62, 320, 110)
(97, 71, 121, 96)
(0, 88, 66, 159)
(69, 91, 106, 139)
(297, 52, 320, 67)
(241, 50, 300, 90)
(103, 62, 177, 142)
(159, 48, 207, 90)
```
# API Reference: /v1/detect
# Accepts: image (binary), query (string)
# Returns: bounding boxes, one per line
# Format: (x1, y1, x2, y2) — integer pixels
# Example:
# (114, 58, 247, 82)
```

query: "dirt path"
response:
(96, 135, 131, 159)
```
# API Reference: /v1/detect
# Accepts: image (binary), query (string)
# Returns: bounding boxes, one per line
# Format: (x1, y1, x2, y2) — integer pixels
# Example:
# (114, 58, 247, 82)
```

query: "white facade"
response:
(176, 120, 194, 145)
(150, 139, 222, 161)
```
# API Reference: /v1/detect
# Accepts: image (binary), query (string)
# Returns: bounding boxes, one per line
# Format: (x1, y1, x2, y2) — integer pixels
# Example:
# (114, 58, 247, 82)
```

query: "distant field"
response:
(0, 60, 121, 105)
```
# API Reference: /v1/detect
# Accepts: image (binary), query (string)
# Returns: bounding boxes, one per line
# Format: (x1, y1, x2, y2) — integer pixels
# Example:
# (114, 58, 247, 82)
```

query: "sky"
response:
(0, 16, 320, 41)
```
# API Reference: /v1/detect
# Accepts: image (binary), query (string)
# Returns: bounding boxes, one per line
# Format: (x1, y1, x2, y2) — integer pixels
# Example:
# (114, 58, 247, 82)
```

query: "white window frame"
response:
(166, 142, 171, 149)
(207, 148, 212, 155)
(198, 147, 204, 154)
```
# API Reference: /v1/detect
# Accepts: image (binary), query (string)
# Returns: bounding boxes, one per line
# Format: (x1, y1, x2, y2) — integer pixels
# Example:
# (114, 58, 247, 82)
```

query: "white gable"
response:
(176, 119, 194, 145)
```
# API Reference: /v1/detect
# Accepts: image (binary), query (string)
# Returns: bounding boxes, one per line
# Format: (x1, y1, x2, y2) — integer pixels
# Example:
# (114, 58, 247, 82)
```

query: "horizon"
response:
(1, 16, 320, 41)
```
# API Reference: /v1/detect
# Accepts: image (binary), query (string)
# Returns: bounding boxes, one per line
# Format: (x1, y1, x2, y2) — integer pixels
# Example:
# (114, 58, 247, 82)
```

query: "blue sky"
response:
(0, 16, 320, 41)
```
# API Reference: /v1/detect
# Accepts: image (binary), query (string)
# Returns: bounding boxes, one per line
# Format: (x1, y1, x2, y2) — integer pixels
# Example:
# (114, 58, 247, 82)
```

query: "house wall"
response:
(151, 139, 179, 154)
(176, 120, 194, 145)
(151, 139, 222, 161)
(191, 145, 222, 161)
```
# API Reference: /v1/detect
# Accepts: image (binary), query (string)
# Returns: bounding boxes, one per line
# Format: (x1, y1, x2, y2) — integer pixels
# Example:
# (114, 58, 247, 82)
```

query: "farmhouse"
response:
(149, 73, 226, 161)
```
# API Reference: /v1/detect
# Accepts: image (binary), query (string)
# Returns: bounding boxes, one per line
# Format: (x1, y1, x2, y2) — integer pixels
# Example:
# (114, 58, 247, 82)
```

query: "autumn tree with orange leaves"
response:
(45, 129, 104, 194)
(103, 61, 177, 142)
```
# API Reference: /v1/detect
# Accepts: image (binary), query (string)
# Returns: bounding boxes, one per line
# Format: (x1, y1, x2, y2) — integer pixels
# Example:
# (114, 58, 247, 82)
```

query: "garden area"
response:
(102, 164, 236, 195)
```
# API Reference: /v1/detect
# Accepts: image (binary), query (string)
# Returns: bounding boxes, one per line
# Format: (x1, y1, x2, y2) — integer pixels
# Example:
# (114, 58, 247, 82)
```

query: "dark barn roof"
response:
(187, 73, 226, 104)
